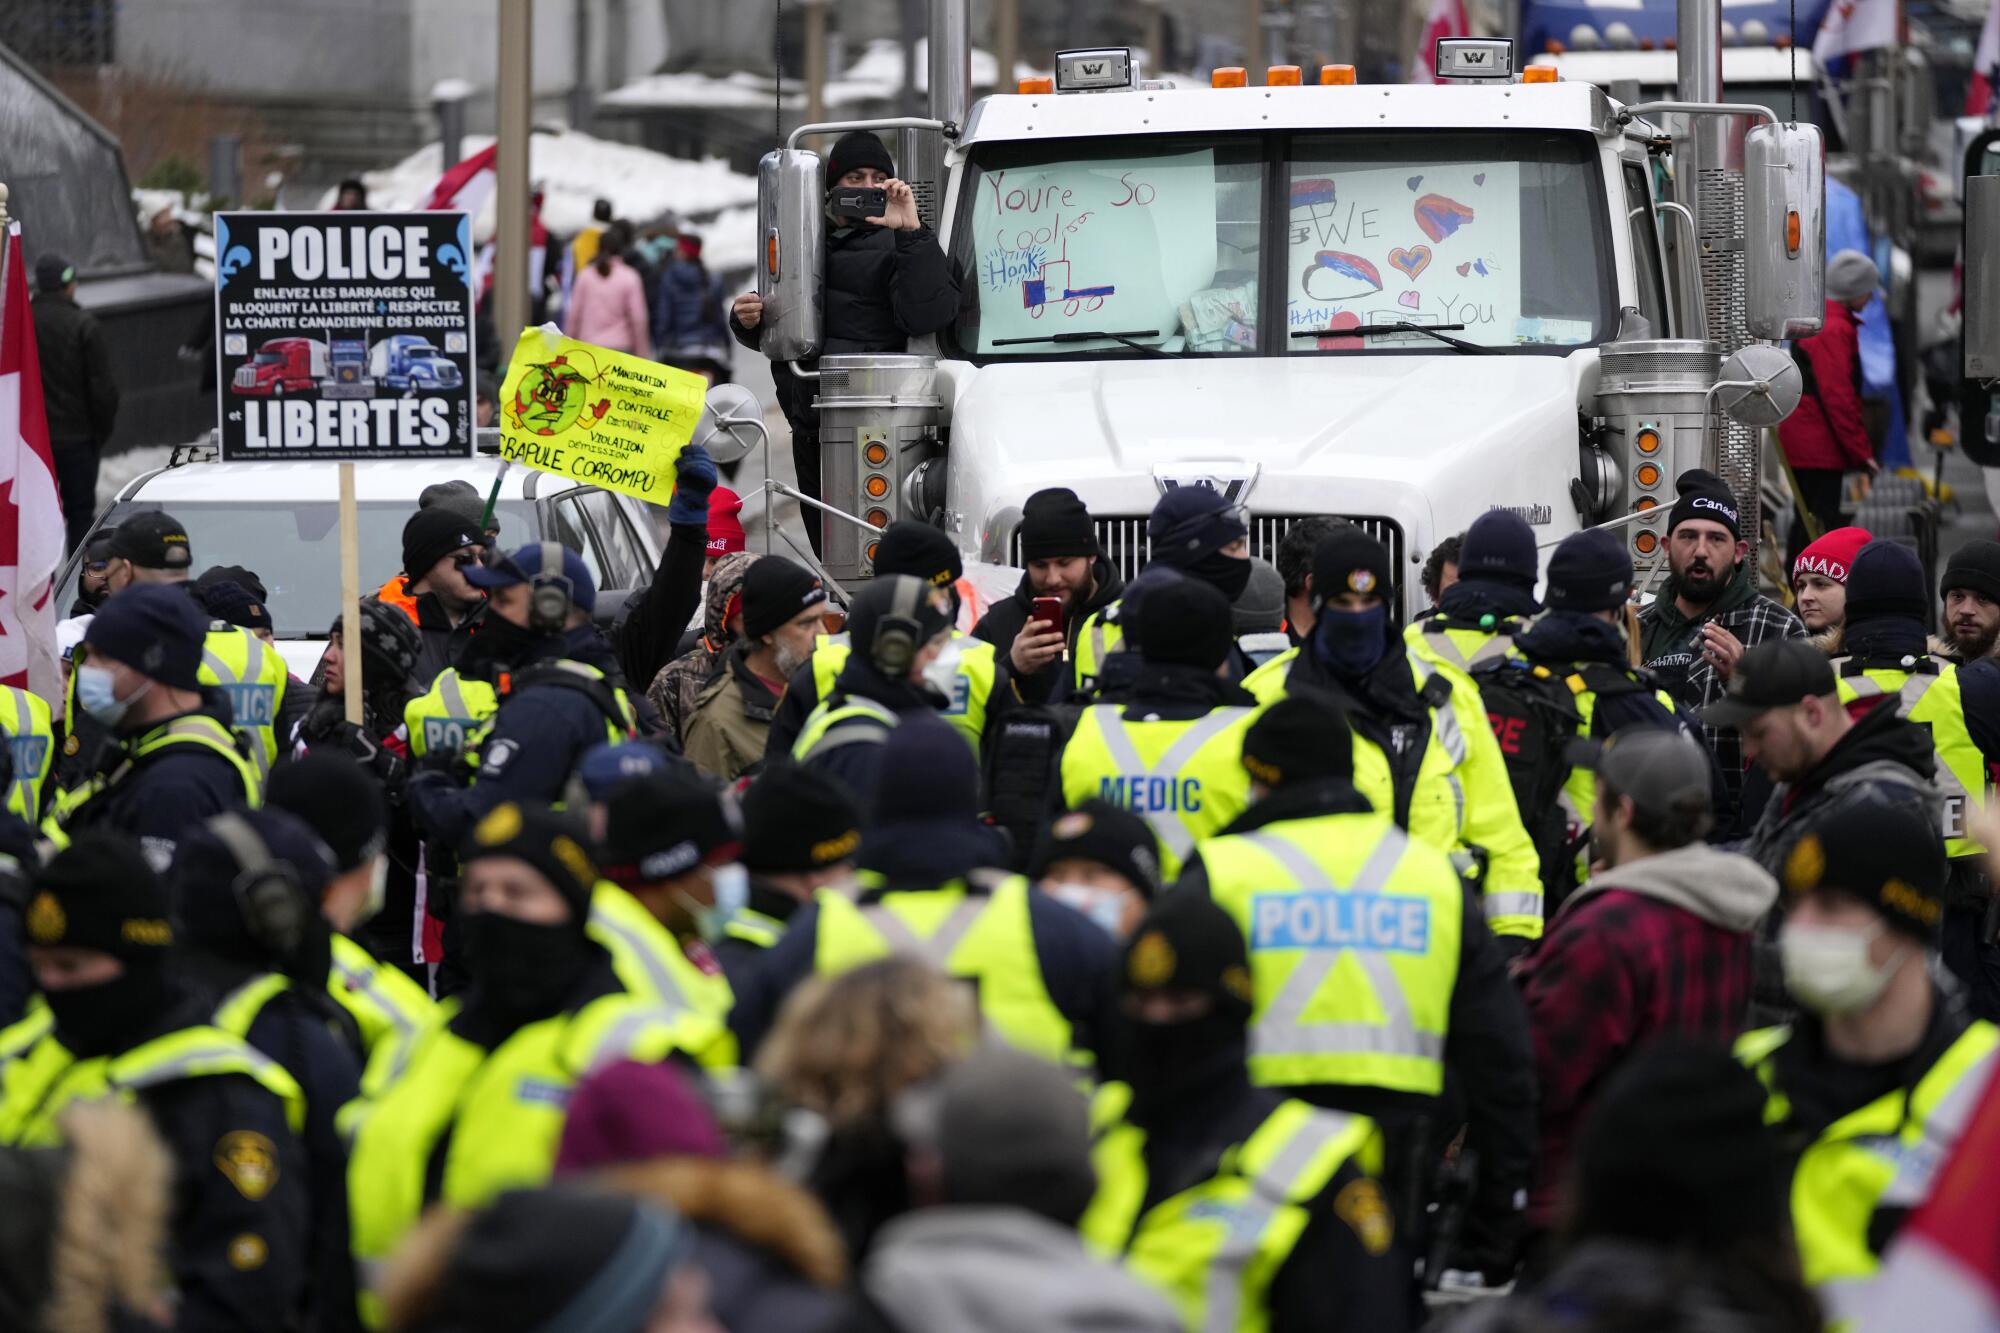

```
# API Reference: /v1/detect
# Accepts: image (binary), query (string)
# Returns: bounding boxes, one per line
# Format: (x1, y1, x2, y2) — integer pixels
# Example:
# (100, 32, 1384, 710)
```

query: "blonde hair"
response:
(755, 958, 977, 1128)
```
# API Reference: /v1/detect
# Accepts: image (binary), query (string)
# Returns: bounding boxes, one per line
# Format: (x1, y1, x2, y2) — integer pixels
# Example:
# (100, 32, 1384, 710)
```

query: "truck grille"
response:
(232, 366, 259, 389)
(1013, 514, 1405, 586)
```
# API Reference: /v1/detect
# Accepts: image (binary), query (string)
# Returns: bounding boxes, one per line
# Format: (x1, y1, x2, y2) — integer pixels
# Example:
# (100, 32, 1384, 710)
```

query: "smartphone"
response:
(1030, 597, 1064, 634)
(830, 186, 888, 220)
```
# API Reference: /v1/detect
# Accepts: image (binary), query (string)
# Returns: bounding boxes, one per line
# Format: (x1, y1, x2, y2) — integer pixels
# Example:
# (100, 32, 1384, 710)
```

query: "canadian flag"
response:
(1411, 0, 1470, 83)
(1814, 0, 1900, 67)
(0, 224, 68, 708)
(425, 142, 547, 302)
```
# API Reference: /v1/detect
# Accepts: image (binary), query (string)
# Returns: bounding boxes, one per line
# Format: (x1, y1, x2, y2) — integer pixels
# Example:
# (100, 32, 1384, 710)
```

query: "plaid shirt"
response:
(1519, 888, 1758, 1228)
(1639, 587, 1805, 820)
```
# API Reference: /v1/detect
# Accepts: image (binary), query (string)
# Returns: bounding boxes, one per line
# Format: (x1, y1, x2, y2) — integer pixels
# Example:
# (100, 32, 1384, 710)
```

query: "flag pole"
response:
(0, 185, 11, 360)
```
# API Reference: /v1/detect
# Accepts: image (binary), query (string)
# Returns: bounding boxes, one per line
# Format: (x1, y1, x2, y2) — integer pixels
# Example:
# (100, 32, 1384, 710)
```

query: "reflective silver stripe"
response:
(1877, 1044, 1996, 1207)
(201, 631, 273, 782)
(1242, 830, 1445, 1063)
(1422, 627, 1511, 673)
(3, 686, 36, 814)
(1089, 708, 1250, 859)
(858, 897, 988, 969)
(1850, 670, 1977, 829)
(1482, 891, 1544, 922)
(438, 672, 472, 718)
(589, 906, 691, 1010)
(1200, 1109, 1359, 1333)
(332, 958, 420, 1044)
(1426, 674, 1468, 765)
(113, 1040, 289, 1093)
(582, 1006, 690, 1075)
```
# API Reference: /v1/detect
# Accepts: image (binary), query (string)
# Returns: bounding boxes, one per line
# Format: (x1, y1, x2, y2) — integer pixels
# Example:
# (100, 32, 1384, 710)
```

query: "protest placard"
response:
(494, 325, 707, 504)
(214, 211, 476, 461)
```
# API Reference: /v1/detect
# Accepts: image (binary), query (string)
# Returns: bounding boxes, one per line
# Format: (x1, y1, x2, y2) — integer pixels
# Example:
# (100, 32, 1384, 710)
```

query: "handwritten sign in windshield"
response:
(971, 150, 1219, 352)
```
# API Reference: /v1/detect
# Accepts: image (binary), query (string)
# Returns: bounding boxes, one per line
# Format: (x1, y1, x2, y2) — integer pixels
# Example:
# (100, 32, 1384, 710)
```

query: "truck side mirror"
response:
(755, 149, 826, 362)
(1967, 176, 2000, 380)
(693, 383, 765, 467)
(1744, 122, 1825, 341)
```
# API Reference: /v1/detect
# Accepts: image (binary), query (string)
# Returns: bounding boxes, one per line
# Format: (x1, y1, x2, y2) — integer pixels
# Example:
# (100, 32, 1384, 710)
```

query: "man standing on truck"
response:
(1638, 469, 1806, 835)
(31, 253, 119, 554)
(728, 132, 961, 558)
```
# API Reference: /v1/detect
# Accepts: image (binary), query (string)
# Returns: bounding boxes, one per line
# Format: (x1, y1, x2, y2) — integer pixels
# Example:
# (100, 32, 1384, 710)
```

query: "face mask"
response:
(1313, 604, 1389, 680)
(77, 664, 148, 730)
(1126, 1012, 1247, 1120)
(354, 856, 389, 928)
(921, 637, 965, 701)
(1781, 921, 1906, 1015)
(46, 965, 168, 1059)
(462, 912, 589, 1020)
(475, 614, 545, 665)
(1192, 550, 1253, 603)
(1047, 883, 1127, 937)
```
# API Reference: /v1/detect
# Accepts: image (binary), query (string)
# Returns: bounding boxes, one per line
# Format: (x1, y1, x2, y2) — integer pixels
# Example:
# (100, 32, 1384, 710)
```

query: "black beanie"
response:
(1137, 578, 1234, 671)
(1029, 799, 1164, 896)
(1123, 888, 1255, 1023)
(740, 556, 828, 641)
(828, 131, 896, 182)
(27, 832, 173, 961)
(1545, 528, 1633, 613)
(1941, 538, 2000, 605)
(873, 521, 963, 591)
(1843, 539, 1929, 626)
(401, 505, 482, 578)
(1242, 693, 1353, 788)
(1777, 799, 1946, 942)
(1310, 529, 1394, 612)
(171, 809, 337, 966)
(266, 754, 388, 873)
(461, 803, 601, 919)
(741, 762, 862, 875)
(1459, 509, 1538, 589)
(1018, 488, 1100, 562)
(1574, 1039, 1787, 1250)
(1665, 468, 1742, 540)
(601, 776, 741, 883)
(848, 575, 953, 673)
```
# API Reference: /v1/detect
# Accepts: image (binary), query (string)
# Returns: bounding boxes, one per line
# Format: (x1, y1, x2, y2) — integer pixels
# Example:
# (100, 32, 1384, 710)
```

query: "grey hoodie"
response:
(864, 1206, 1183, 1333)
(1565, 842, 1779, 933)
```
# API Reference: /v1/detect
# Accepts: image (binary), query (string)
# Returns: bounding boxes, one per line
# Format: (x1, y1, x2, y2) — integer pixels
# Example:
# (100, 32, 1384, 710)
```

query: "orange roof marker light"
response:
(1521, 66, 1559, 83)
(1319, 64, 1357, 85)
(1017, 76, 1054, 94)
(1267, 65, 1302, 86)
(1212, 66, 1249, 88)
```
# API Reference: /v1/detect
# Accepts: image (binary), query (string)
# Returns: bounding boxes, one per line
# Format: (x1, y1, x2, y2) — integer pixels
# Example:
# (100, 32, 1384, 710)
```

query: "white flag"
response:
(1814, 0, 1899, 66)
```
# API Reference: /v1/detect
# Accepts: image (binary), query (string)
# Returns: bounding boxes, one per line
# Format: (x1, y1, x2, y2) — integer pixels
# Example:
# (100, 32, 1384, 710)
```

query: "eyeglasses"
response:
(85, 560, 109, 573)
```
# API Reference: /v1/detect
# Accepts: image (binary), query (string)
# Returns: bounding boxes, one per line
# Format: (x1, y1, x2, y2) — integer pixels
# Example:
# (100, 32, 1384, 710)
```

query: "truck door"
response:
(1621, 160, 1672, 336)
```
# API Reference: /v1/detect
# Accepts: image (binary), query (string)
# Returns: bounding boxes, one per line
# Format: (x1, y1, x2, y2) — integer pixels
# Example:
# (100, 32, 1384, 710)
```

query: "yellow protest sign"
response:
(496, 327, 707, 503)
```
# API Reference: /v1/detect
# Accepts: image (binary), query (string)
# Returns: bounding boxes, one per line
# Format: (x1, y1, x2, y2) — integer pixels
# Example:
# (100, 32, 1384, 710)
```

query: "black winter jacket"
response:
(29, 291, 118, 446)
(972, 556, 1126, 704)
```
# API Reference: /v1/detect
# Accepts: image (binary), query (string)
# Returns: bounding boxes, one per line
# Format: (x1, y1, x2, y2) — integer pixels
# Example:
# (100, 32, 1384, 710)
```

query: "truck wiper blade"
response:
(989, 329, 1178, 357)
(1290, 321, 1490, 354)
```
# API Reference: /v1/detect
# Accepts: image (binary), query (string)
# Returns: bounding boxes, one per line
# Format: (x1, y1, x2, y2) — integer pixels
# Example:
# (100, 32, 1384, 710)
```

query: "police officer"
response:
(1474, 528, 1708, 902)
(345, 803, 725, 1325)
(56, 513, 189, 790)
(1244, 531, 1545, 947)
(1058, 578, 1259, 883)
(1030, 799, 1163, 941)
(1405, 508, 1540, 679)
(789, 573, 958, 796)
(1827, 540, 2000, 1018)
(171, 809, 366, 1333)
(193, 577, 296, 792)
(0, 833, 310, 1327)
(265, 754, 436, 1090)
(713, 761, 861, 987)
(47, 585, 256, 870)
(1737, 801, 1997, 1327)
(1080, 888, 1414, 1332)
(1173, 693, 1535, 1285)
(766, 521, 1005, 760)
(732, 715, 1121, 1072)
(1073, 487, 1254, 693)
(376, 504, 487, 685)
(591, 773, 742, 1060)
(405, 543, 641, 850)
(0, 671, 55, 825)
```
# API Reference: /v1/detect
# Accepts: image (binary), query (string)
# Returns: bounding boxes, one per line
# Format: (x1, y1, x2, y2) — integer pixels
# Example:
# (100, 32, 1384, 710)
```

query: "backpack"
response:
(1471, 658, 1650, 898)
(983, 702, 1086, 870)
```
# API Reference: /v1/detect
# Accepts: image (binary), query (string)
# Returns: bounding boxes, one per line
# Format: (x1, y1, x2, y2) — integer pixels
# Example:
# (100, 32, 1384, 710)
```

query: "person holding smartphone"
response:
(728, 132, 962, 557)
(972, 488, 1126, 704)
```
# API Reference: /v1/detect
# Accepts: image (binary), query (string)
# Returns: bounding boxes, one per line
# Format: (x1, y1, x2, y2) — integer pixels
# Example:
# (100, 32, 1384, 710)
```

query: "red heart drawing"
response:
(1398, 290, 1421, 309)
(1389, 245, 1432, 281)
(1457, 261, 1472, 276)
(1318, 311, 1364, 350)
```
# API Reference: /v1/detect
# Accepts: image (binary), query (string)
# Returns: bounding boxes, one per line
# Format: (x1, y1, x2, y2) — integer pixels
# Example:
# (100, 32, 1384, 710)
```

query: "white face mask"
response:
(1780, 921, 1906, 1015)
(1046, 882, 1128, 938)
(921, 636, 965, 701)
(361, 856, 389, 926)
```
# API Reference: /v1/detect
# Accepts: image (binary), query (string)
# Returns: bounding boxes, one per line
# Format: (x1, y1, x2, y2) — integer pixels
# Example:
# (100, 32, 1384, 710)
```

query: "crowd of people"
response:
(0, 435, 1996, 1332)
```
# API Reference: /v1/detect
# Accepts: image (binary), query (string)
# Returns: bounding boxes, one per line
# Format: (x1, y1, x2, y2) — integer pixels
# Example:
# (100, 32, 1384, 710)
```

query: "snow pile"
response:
(601, 70, 798, 111)
(345, 128, 760, 238)
(603, 40, 1047, 111)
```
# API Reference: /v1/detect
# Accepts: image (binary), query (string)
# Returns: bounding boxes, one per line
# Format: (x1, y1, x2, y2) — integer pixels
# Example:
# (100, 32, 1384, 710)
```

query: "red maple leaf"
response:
(0, 479, 17, 571)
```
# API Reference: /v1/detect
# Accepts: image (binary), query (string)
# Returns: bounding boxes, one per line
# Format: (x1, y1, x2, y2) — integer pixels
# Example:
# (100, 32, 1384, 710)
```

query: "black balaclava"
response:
(1121, 891, 1256, 1126)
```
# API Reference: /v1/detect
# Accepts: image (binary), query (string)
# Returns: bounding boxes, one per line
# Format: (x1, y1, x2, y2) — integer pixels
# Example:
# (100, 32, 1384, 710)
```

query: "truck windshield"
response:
(91, 499, 535, 638)
(948, 129, 1615, 357)
(253, 351, 286, 365)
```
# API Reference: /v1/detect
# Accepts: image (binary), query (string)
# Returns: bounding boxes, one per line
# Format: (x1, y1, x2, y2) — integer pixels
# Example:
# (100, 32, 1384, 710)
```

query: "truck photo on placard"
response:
(213, 210, 476, 461)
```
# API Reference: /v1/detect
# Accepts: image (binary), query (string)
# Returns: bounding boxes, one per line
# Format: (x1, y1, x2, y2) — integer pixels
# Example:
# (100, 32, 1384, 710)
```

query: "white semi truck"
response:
(748, 0, 1826, 615)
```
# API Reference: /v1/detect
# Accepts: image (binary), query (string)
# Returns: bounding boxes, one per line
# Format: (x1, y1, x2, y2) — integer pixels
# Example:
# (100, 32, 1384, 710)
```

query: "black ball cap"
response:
(108, 511, 193, 571)
(1697, 639, 1837, 729)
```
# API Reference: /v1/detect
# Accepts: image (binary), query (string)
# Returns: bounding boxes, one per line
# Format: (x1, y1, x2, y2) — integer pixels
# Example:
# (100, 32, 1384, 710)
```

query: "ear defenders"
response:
(207, 812, 308, 963)
(528, 540, 574, 634)
(869, 575, 926, 678)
